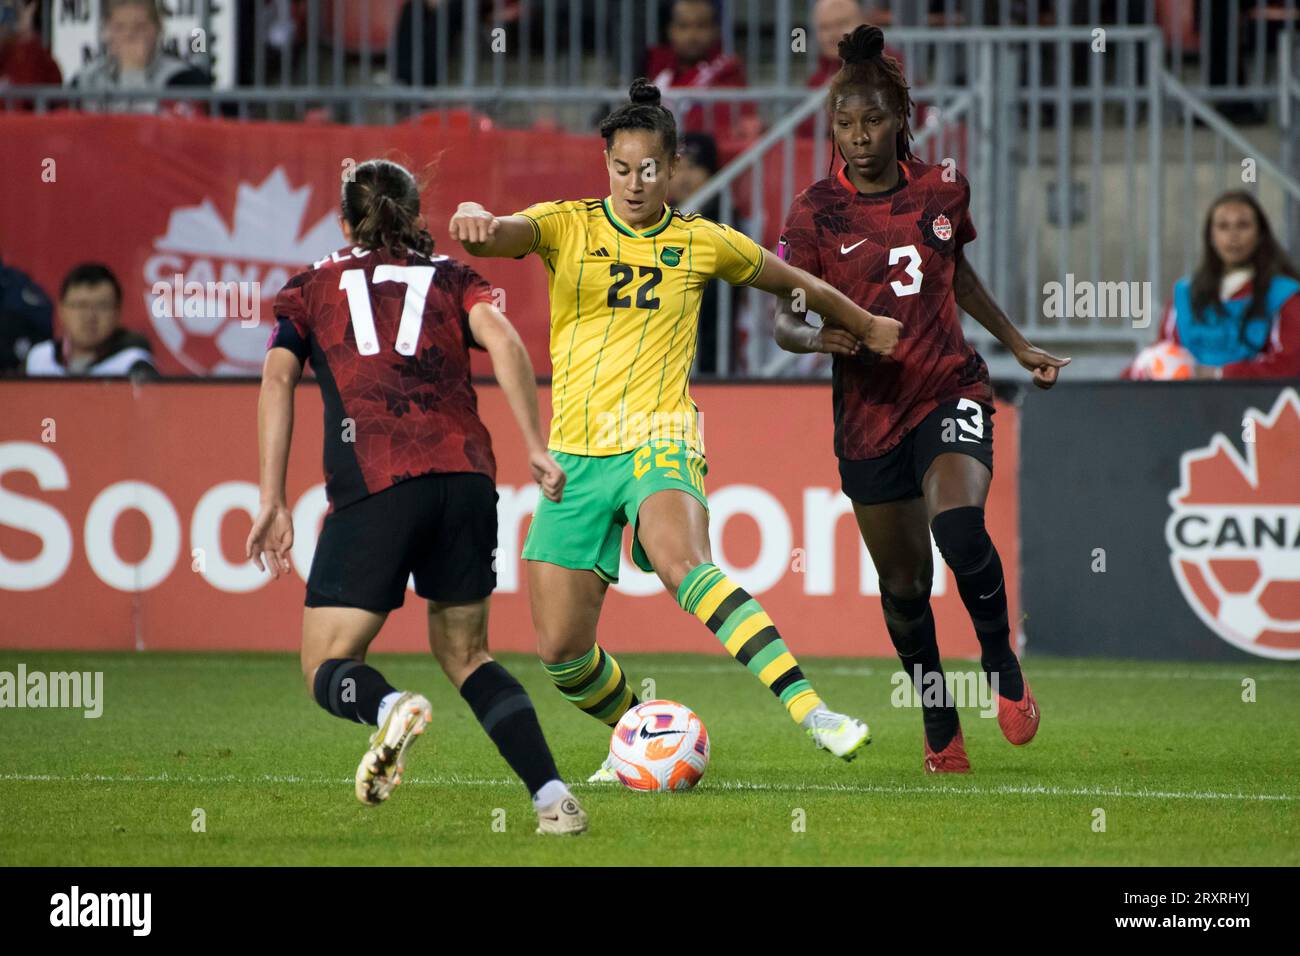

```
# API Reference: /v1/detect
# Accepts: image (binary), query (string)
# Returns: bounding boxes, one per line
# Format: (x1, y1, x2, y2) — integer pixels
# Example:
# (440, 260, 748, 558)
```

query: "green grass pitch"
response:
(1, 651, 1296, 866)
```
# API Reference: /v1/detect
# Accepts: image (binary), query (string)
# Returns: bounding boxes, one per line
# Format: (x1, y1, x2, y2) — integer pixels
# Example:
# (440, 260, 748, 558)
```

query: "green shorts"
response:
(522, 440, 708, 583)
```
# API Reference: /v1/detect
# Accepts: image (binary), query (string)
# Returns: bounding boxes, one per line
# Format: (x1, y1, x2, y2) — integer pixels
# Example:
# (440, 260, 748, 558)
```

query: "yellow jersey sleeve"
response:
(700, 219, 766, 287)
(513, 200, 581, 261)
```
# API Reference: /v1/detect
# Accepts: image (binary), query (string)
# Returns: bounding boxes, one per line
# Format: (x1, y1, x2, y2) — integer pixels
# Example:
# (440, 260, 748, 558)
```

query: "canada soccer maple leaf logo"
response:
(1165, 388, 1300, 658)
(143, 168, 344, 375)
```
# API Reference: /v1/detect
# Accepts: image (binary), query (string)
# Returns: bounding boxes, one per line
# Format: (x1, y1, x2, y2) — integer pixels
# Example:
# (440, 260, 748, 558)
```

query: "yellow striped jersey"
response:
(514, 197, 766, 457)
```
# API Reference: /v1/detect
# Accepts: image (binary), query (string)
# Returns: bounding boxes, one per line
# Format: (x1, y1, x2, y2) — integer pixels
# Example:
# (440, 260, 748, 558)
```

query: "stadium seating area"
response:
(2, 0, 1297, 379)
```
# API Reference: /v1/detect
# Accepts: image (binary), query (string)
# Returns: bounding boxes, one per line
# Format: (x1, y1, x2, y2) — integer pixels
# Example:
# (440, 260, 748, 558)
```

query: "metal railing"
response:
(15, 3, 1300, 380)
(669, 26, 1300, 378)
(31, 1, 1300, 109)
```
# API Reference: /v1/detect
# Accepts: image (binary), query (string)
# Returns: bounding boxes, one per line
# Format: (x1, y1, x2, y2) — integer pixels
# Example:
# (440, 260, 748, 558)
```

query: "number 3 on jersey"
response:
(888, 244, 923, 297)
(338, 265, 436, 356)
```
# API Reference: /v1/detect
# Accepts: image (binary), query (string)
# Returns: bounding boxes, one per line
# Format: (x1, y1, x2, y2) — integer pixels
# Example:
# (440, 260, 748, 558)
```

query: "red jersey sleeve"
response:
(956, 175, 977, 247)
(1219, 291, 1300, 379)
(268, 271, 312, 362)
(272, 271, 310, 334)
(459, 265, 495, 312)
(455, 262, 496, 351)
(777, 193, 823, 278)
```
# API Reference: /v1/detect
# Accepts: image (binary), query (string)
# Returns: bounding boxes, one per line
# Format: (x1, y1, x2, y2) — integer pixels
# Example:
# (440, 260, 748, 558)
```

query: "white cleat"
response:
(536, 794, 589, 835)
(355, 691, 432, 806)
(587, 753, 619, 783)
(804, 707, 871, 761)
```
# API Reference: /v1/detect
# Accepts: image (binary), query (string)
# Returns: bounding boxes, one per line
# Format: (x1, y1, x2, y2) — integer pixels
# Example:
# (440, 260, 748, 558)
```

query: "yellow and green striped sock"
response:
(677, 563, 822, 724)
(542, 644, 637, 727)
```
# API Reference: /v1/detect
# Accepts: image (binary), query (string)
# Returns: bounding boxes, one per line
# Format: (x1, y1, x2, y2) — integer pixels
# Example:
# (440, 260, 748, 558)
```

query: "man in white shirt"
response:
(25, 263, 157, 380)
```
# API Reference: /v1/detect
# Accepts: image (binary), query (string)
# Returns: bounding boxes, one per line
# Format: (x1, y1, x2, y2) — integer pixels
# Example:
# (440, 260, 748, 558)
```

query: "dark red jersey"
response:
(269, 245, 497, 510)
(778, 159, 993, 460)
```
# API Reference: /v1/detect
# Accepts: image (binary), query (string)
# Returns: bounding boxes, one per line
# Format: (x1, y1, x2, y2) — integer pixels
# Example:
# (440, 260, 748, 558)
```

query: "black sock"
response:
(931, 506, 1024, 701)
(880, 587, 960, 751)
(460, 660, 561, 797)
(313, 658, 396, 725)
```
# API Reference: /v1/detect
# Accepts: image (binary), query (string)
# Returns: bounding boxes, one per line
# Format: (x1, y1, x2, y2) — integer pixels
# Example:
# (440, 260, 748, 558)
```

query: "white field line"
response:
(0, 771, 1294, 803)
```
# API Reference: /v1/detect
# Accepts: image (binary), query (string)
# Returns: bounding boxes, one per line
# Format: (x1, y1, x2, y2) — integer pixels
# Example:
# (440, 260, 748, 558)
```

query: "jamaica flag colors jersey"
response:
(515, 198, 766, 457)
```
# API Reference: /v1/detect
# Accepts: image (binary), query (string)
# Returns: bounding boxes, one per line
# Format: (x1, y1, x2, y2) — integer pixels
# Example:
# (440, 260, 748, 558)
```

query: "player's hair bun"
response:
(839, 24, 885, 65)
(628, 77, 663, 107)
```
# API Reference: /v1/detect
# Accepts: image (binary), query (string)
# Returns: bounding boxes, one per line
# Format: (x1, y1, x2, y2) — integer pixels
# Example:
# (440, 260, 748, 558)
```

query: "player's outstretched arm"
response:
(953, 248, 1070, 389)
(247, 347, 302, 578)
(750, 249, 901, 356)
(773, 296, 863, 356)
(448, 202, 537, 259)
(467, 302, 565, 502)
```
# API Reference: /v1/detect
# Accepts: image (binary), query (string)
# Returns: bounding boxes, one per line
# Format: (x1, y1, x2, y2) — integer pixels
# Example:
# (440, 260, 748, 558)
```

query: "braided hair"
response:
(828, 24, 914, 163)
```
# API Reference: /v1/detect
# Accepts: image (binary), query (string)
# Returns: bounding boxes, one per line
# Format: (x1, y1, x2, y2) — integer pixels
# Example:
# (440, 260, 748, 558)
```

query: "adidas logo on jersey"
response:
(589, 247, 610, 257)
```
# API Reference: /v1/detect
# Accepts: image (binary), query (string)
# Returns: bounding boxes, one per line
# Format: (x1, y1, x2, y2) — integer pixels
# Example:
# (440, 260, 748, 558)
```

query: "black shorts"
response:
(306, 472, 497, 612)
(839, 398, 994, 506)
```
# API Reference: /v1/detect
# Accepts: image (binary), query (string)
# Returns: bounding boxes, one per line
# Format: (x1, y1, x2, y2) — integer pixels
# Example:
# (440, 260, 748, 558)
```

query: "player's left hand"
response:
(530, 450, 566, 503)
(1015, 344, 1070, 389)
(246, 504, 295, 578)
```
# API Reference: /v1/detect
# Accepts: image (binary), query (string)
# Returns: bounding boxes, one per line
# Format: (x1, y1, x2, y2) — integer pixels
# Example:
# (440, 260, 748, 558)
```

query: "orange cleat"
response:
(997, 679, 1040, 746)
(924, 727, 971, 774)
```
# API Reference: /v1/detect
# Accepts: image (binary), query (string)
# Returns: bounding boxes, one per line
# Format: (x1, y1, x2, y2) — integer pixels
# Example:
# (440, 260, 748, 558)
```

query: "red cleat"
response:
(924, 728, 971, 774)
(997, 679, 1040, 745)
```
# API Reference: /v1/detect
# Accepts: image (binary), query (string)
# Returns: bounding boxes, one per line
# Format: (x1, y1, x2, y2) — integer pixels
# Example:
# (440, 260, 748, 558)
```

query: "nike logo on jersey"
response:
(839, 238, 868, 255)
(978, 579, 1004, 601)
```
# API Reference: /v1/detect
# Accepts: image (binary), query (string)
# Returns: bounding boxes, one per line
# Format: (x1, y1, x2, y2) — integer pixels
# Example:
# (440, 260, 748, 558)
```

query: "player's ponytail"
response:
(600, 78, 678, 156)
(341, 159, 434, 258)
(828, 24, 914, 162)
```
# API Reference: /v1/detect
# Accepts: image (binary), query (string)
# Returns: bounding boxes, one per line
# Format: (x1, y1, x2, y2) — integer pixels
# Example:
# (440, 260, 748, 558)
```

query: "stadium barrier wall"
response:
(1020, 382, 1300, 662)
(0, 381, 1019, 658)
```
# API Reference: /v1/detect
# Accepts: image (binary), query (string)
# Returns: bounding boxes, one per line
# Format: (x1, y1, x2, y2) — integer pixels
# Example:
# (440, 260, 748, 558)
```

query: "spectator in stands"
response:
(1128, 191, 1300, 380)
(643, 0, 759, 142)
(70, 0, 211, 114)
(26, 263, 158, 380)
(807, 0, 894, 88)
(393, 1, 528, 87)
(667, 131, 721, 213)
(0, 0, 61, 107)
(0, 255, 53, 376)
(667, 132, 726, 373)
(800, 1, 900, 137)
(395, 0, 458, 86)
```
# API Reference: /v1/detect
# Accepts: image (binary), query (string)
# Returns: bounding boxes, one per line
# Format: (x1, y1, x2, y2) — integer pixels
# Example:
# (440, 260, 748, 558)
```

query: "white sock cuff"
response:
(531, 779, 571, 809)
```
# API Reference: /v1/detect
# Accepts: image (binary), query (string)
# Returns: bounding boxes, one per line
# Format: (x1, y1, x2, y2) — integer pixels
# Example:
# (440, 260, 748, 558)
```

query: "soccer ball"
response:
(1132, 341, 1196, 380)
(608, 700, 710, 792)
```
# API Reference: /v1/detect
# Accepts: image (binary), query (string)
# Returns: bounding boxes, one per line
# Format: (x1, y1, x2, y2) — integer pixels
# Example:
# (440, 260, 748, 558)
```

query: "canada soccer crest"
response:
(1165, 388, 1300, 659)
(143, 168, 344, 375)
(931, 213, 953, 242)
